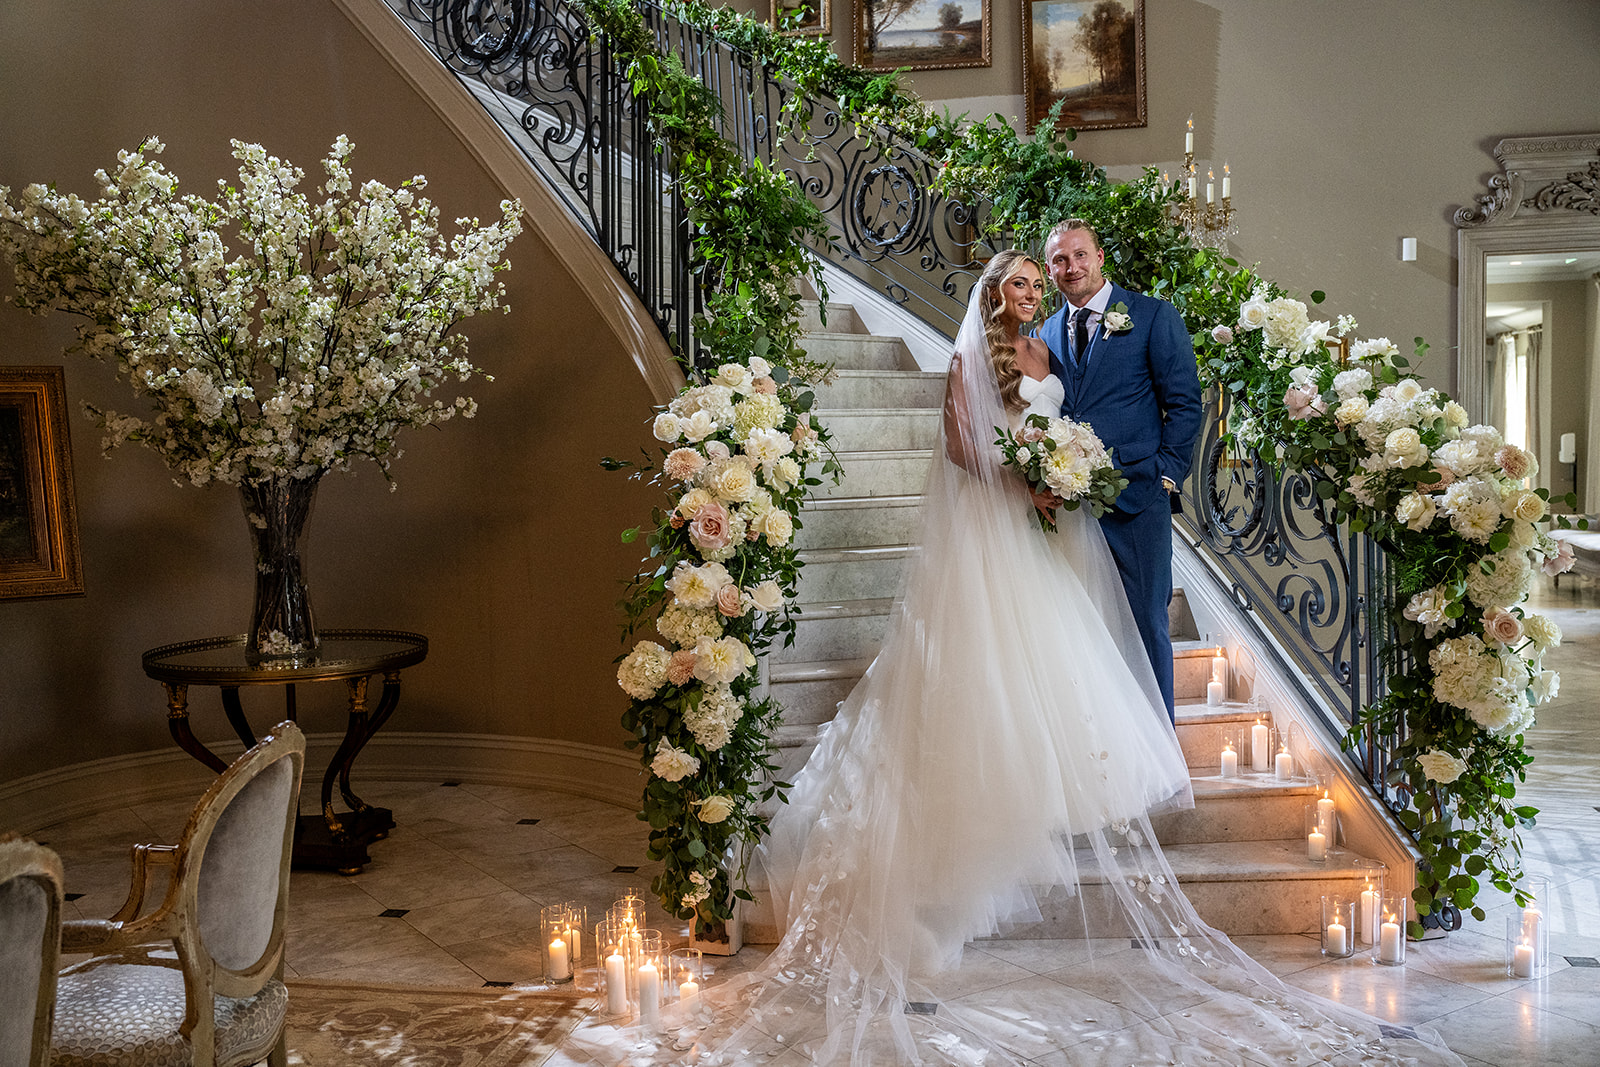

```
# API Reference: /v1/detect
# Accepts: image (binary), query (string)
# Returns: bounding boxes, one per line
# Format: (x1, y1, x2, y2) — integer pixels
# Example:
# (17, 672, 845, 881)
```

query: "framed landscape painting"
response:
(855, 0, 992, 71)
(773, 0, 830, 36)
(1022, 0, 1146, 132)
(0, 366, 84, 600)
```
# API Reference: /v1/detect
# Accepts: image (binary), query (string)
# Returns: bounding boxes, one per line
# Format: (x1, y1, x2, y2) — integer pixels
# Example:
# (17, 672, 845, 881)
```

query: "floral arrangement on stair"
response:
(597, 0, 1576, 935)
(579, 0, 838, 938)
(0, 137, 521, 662)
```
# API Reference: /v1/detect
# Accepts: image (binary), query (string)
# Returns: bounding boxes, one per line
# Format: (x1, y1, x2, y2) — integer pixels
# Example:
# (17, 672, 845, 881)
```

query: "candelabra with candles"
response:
(1168, 116, 1237, 249)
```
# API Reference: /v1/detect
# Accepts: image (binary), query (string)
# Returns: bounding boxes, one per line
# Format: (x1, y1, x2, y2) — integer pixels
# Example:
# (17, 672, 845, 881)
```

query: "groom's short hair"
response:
(1046, 218, 1101, 251)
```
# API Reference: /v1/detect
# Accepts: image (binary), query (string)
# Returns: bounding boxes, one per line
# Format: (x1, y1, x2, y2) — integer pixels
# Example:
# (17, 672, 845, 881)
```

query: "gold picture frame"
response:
(772, 0, 830, 36)
(0, 366, 85, 600)
(1022, 0, 1147, 133)
(855, 0, 992, 72)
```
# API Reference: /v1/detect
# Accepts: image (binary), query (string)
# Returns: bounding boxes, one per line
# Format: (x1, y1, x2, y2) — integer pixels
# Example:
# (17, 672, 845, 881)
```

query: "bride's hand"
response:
(1031, 486, 1062, 516)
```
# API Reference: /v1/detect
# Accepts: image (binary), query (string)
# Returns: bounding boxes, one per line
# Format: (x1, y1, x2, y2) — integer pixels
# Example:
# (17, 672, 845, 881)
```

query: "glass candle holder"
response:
(1321, 895, 1356, 959)
(635, 932, 665, 1031)
(1350, 858, 1386, 948)
(1375, 893, 1407, 966)
(559, 901, 588, 971)
(669, 947, 704, 1013)
(1304, 804, 1329, 863)
(1507, 874, 1551, 978)
(1219, 737, 1240, 778)
(541, 903, 575, 984)
(596, 919, 632, 1016)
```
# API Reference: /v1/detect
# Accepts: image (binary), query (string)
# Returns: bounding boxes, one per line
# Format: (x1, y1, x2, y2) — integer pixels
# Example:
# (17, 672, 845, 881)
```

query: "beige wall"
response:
(746, 0, 1600, 395)
(0, 1, 658, 781)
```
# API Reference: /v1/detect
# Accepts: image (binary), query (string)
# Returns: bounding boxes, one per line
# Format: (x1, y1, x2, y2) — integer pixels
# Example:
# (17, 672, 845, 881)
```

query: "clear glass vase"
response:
(240, 476, 321, 665)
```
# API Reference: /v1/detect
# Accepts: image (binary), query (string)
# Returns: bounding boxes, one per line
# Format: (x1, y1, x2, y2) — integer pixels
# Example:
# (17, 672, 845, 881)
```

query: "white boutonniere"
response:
(1102, 302, 1133, 335)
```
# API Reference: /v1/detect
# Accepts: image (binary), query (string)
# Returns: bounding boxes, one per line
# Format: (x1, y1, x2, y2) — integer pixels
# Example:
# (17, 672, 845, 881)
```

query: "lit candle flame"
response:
(1208, 168, 1215, 180)
(1187, 115, 1193, 130)
(1224, 162, 1230, 175)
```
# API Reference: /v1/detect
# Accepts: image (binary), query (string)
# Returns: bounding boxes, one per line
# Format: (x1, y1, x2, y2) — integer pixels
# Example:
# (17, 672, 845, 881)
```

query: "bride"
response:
(669, 251, 1464, 1065)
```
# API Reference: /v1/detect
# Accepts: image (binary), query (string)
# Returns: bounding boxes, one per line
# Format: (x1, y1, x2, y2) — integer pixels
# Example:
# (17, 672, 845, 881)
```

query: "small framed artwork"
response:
(773, 0, 830, 36)
(1325, 337, 1350, 365)
(1022, 0, 1146, 133)
(855, 0, 991, 71)
(0, 366, 85, 600)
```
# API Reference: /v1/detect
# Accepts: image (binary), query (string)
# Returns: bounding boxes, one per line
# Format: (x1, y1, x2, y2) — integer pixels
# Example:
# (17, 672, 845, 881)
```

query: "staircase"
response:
(751, 298, 1386, 941)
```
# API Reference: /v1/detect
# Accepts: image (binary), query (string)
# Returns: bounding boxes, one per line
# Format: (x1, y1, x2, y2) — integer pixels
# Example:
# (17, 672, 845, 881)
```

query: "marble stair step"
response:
(794, 544, 913, 602)
(813, 369, 947, 409)
(799, 300, 867, 335)
(814, 449, 932, 499)
(796, 494, 923, 551)
(814, 408, 941, 452)
(1173, 702, 1287, 772)
(802, 332, 919, 371)
(776, 598, 894, 664)
(1146, 776, 1322, 845)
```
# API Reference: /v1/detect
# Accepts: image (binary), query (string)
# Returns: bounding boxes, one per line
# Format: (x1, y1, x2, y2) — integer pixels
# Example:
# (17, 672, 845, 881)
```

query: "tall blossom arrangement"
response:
(1207, 283, 1575, 929)
(0, 137, 521, 488)
(614, 355, 833, 931)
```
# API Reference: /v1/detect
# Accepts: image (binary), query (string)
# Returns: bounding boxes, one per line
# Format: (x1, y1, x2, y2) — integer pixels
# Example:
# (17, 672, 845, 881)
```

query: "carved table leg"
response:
(162, 683, 228, 773)
(219, 687, 257, 750)
(320, 675, 370, 841)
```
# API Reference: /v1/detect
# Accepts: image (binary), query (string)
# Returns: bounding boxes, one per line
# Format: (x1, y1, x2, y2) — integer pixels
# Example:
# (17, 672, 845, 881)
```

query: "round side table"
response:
(143, 629, 428, 874)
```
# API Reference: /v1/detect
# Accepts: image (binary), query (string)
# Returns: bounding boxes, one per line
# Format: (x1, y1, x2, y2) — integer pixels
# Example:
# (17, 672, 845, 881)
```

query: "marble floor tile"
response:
(1431, 993, 1600, 1067)
(296, 939, 487, 986)
(1283, 956, 1493, 1026)
(398, 886, 546, 947)
(1506, 964, 1600, 1028)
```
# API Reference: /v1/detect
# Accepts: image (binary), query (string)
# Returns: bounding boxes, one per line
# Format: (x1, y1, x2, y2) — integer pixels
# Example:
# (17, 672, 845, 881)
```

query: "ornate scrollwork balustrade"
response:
(380, 0, 1405, 819)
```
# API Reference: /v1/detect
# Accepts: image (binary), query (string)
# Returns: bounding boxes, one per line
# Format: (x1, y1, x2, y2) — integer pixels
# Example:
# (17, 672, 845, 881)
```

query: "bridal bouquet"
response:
(996, 414, 1126, 530)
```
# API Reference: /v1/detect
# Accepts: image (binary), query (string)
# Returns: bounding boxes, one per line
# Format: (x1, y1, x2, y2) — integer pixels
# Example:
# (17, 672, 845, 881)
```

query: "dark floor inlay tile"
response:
(441, 781, 461, 787)
(64, 892, 84, 902)
(379, 908, 410, 918)
(613, 865, 640, 874)
(1130, 938, 1160, 950)
(904, 1001, 939, 1015)
(1565, 955, 1600, 968)
(517, 818, 542, 825)
(1379, 1025, 1418, 1040)
(484, 980, 514, 988)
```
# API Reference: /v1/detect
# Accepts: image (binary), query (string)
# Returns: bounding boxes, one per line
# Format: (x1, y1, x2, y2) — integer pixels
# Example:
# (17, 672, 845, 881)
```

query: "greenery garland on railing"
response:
(601, 0, 1578, 935)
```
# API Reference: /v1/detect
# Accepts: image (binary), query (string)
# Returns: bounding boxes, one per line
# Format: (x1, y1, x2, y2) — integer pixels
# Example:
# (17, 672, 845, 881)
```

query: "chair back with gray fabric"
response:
(52, 721, 305, 1067)
(0, 838, 63, 1067)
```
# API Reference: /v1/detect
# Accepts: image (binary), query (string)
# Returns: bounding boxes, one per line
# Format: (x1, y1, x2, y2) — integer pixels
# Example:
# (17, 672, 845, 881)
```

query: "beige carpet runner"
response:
(285, 979, 595, 1066)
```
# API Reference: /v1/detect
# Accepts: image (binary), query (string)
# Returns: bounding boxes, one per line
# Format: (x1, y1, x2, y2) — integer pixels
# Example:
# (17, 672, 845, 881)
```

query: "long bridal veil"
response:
(644, 278, 1466, 1066)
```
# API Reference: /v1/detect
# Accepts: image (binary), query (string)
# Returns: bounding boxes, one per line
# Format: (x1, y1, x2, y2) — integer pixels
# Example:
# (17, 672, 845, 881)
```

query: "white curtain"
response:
(1490, 331, 1513, 436)
(1522, 325, 1544, 466)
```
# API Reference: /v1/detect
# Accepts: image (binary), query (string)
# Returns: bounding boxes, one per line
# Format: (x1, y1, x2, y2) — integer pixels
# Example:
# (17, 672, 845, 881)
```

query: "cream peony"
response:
(693, 635, 755, 685)
(650, 741, 700, 782)
(665, 560, 732, 609)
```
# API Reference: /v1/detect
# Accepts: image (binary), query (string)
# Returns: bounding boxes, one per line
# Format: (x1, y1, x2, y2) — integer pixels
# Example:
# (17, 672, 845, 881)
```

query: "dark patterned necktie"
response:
(1070, 307, 1092, 388)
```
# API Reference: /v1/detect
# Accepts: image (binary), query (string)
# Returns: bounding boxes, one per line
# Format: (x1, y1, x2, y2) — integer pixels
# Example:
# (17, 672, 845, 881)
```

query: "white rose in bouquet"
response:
(1238, 297, 1269, 331)
(1416, 750, 1468, 785)
(696, 794, 737, 823)
(651, 741, 700, 782)
(748, 579, 785, 613)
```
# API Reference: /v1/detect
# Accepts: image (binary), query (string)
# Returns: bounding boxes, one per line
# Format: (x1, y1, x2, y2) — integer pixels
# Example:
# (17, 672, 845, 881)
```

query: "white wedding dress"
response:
(643, 293, 1466, 1065)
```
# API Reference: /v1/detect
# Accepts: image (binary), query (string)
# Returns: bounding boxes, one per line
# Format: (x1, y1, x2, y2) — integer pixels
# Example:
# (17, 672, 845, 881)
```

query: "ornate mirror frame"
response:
(1455, 133, 1600, 421)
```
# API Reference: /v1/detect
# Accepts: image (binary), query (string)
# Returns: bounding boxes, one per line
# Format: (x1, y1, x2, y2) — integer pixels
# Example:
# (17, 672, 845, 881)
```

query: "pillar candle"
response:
(1251, 722, 1270, 771)
(605, 949, 628, 1014)
(1522, 907, 1542, 943)
(1325, 920, 1347, 955)
(548, 936, 571, 981)
(1211, 653, 1228, 684)
(1186, 116, 1194, 153)
(679, 976, 699, 1004)
(1220, 745, 1238, 777)
(1207, 680, 1225, 705)
(1559, 432, 1576, 464)
(1379, 917, 1403, 963)
(1317, 793, 1336, 836)
(637, 959, 662, 1024)
(1206, 173, 1215, 204)
(1360, 886, 1379, 945)
(1307, 829, 1327, 861)
(1512, 941, 1535, 978)
(566, 925, 582, 962)
(1275, 748, 1293, 780)
(1222, 164, 1231, 199)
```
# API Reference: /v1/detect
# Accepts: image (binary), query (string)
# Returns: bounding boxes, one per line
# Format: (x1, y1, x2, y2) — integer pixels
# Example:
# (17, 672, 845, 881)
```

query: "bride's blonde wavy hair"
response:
(976, 250, 1041, 412)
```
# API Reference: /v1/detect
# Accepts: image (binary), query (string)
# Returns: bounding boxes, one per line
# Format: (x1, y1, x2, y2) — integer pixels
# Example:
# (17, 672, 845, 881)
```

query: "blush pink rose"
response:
(1496, 444, 1533, 481)
(715, 583, 746, 617)
(1211, 324, 1235, 345)
(1482, 607, 1524, 646)
(1019, 424, 1046, 444)
(1542, 539, 1577, 576)
(752, 376, 778, 395)
(1283, 386, 1328, 421)
(666, 650, 697, 687)
(689, 500, 733, 553)
(1430, 464, 1456, 489)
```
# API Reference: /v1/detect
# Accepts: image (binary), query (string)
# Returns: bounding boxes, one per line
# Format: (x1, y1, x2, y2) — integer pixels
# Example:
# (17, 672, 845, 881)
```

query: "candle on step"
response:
(1360, 884, 1379, 946)
(1307, 827, 1327, 861)
(638, 958, 662, 1025)
(1317, 793, 1336, 837)
(1220, 742, 1238, 778)
(548, 936, 571, 981)
(1211, 652, 1229, 684)
(605, 948, 628, 1014)
(1207, 680, 1225, 705)
(1251, 721, 1270, 772)
(1325, 919, 1347, 955)
(1275, 746, 1293, 780)
(1512, 940, 1535, 978)
(1379, 914, 1403, 964)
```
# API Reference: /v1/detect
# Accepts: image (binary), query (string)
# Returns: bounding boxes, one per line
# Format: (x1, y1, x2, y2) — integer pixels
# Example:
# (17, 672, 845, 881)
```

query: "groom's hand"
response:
(1031, 487, 1063, 516)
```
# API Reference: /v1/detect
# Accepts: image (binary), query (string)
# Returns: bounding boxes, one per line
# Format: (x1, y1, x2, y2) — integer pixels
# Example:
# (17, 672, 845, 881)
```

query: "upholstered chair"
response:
(0, 836, 64, 1067)
(51, 722, 305, 1067)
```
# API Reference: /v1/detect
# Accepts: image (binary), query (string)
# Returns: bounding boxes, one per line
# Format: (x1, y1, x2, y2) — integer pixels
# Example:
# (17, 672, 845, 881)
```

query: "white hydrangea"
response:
(1333, 368, 1373, 400)
(733, 393, 784, 438)
(1463, 549, 1534, 611)
(684, 684, 743, 751)
(617, 641, 671, 700)
(657, 602, 723, 648)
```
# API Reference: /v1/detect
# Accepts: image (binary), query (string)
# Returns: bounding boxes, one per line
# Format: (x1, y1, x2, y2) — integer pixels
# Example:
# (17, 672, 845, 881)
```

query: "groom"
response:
(1039, 219, 1202, 721)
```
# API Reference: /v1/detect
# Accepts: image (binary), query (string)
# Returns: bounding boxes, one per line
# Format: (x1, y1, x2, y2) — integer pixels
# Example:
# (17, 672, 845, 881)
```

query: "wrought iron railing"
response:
(380, 0, 1405, 814)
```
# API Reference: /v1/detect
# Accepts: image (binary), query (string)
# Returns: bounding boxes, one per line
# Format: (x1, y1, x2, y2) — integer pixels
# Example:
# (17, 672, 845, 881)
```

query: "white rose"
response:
(1384, 427, 1429, 468)
(747, 356, 772, 379)
(1238, 298, 1269, 331)
(1529, 669, 1560, 705)
(770, 456, 801, 492)
(748, 579, 784, 613)
(1502, 489, 1546, 524)
(1416, 750, 1467, 785)
(758, 509, 794, 546)
(711, 461, 757, 503)
(677, 487, 717, 519)
(1443, 401, 1470, 429)
(650, 741, 700, 782)
(682, 410, 716, 442)
(1391, 378, 1424, 404)
(1523, 613, 1562, 651)
(653, 412, 683, 442)
(713, 363, 754, 394)
(1289, 366, 1316, 390)
(696, 794, 737, 823)
(1334, 396, 1369, 426)
(1394, 492, 1437, 532)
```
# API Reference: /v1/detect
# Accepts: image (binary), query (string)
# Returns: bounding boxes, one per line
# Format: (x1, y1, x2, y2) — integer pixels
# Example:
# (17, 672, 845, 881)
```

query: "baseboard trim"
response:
(0, 733, 643, 832)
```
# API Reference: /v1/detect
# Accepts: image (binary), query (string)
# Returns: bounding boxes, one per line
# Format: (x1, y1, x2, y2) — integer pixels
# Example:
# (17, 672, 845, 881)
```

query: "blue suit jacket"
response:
(1039, 285, 1203, 514)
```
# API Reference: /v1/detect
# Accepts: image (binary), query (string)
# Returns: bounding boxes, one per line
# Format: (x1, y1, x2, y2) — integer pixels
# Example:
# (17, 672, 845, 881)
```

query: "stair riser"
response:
(813, 373, 946, 409)
(816, 410, 941, 451)
(1172, 654, 1215, 702)
(802, 334, 918, 371)
(796, 555, 908, 602)
(1146, 793, 1313, 846)
(1176, 720, 1295, 774)
(777, 611, 890, 664)
(799, 303, 866, 335)
(796, 501, 922, 550)
(814, 454, 931, 499)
